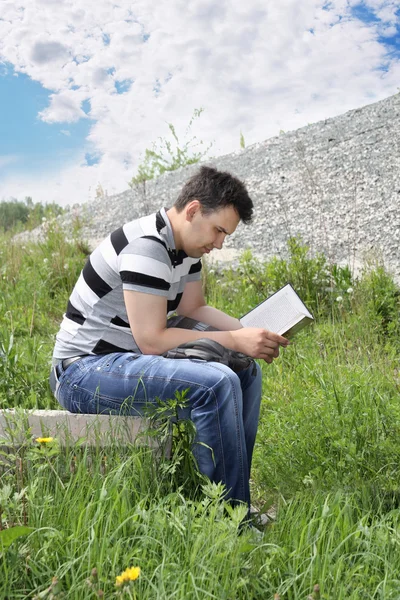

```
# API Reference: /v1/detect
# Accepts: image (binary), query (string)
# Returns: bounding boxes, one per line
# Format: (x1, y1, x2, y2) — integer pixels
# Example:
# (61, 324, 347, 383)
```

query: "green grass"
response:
(1, 226, 400, 598)
(253, 321, 400, 498)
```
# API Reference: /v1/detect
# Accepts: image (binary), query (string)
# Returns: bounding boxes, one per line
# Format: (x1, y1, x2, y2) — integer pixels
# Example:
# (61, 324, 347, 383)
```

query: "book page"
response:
(241, 293, 299, 332)
(240, 284, 313, 335)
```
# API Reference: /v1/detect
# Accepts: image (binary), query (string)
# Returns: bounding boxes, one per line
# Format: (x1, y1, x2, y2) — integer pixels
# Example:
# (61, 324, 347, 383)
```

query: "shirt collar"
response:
(156, 207, 188, 261)
(155, 207, 175, 250)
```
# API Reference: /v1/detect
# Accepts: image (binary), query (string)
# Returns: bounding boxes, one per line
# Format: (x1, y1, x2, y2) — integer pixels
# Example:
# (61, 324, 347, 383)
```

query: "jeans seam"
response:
(217, 368, 246, 502)
(201, 363, 246, 501)
(202, 382, 226, 488)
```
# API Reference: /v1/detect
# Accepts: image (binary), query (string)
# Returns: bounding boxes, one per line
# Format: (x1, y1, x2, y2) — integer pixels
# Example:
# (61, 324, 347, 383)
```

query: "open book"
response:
(239, 283, 314, 337)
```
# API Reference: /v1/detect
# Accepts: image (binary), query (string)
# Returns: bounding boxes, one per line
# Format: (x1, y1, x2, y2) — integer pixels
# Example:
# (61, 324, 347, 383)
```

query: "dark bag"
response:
(164, 316, 256, 374)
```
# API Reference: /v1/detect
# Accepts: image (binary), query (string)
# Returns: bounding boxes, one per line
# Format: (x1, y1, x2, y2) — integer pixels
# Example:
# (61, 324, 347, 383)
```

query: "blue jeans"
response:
(50, 353, 262, 507)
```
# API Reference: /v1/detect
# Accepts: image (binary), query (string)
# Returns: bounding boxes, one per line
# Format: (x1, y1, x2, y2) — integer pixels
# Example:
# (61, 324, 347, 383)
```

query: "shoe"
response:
(250, 504, 276, 528)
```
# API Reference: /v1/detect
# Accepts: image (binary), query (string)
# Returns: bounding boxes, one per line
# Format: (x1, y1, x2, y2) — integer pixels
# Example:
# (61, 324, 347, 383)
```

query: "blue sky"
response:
(350, 3, 400, 57)
(0, 66, 92, 176)
(0, 0, 399, 206)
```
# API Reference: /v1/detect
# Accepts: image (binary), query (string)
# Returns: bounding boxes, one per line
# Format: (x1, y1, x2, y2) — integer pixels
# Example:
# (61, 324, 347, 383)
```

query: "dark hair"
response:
(174, 166, 253, 224)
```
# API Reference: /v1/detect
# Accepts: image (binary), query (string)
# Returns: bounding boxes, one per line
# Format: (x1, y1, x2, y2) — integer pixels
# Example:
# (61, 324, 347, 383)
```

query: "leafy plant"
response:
(144, 389, 207, 496)
(0, 525, 34, 551)
(129, 108, 213, 186)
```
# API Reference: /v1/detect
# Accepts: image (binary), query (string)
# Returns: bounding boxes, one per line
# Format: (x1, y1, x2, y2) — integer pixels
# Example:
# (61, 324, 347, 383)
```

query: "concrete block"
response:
(0, 409, 169, 451)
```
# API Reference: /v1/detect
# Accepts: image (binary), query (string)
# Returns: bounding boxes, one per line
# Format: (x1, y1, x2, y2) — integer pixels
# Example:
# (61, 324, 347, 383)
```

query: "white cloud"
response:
(31, 40, 70, 65)
(38, 90, 88, 123)
(0, 0, 399, 206)
(0, 153, 132, 205)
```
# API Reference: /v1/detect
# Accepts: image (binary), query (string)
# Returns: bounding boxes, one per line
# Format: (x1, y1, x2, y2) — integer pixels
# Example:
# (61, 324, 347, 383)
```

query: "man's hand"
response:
(231, 328, 289, 363)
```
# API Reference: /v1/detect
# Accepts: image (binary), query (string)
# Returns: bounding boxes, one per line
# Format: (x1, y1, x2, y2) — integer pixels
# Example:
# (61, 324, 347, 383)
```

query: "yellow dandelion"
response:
(36, 437, 54, 444)
(115, 566, 141, 587)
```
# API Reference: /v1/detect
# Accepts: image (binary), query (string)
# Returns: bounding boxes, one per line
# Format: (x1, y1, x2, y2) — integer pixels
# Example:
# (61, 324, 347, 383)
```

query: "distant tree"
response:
(0, 200, 29, 232)
(0, 198, 64, 233)
(240, 131, 246, 149)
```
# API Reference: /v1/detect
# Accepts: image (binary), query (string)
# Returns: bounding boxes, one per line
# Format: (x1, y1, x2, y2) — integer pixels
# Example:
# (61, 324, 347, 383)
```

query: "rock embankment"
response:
(17, 93, 400, 280)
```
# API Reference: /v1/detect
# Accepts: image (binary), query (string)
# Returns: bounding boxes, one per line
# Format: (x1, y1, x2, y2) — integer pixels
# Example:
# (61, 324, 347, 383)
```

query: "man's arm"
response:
(176, 280, 242, 330)
(124, 288, 288, 361)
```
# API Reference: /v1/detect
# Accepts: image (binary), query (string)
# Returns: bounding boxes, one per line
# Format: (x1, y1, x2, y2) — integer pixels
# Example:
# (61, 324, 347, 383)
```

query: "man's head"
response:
(169, 166, 253, 258)
(174, 166, 253, 224)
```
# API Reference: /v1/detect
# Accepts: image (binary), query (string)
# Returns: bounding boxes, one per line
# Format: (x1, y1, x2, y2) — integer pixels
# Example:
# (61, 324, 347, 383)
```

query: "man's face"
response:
(183, 203, 241, 258)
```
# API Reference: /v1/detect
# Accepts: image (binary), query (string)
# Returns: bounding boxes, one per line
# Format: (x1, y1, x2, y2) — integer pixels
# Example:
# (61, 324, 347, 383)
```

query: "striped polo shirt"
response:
(53, 207, 202, 359)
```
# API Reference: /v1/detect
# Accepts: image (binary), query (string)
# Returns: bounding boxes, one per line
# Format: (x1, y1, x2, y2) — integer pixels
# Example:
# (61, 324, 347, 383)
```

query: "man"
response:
(50, 166, 288, 510)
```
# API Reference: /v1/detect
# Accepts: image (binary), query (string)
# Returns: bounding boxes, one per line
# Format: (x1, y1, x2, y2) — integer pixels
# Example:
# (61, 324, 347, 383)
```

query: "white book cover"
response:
(240, 283, 314, 337)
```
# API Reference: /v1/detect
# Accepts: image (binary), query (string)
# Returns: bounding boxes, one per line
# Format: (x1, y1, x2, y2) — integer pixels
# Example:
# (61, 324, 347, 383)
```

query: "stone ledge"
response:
(0, 409, 166, 450)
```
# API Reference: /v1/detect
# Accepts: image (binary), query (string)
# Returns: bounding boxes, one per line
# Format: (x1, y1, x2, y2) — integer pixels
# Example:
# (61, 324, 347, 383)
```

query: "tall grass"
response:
(0, 223, 90, 410)
(1, 225, 400, 598)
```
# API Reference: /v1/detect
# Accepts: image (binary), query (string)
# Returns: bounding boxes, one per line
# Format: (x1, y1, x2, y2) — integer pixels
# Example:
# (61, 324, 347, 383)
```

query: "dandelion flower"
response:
(36, 437, 54, 444)
(115, 566, 141, 587)
(346, 287, 354, 294)
(336, 296, 343, 302)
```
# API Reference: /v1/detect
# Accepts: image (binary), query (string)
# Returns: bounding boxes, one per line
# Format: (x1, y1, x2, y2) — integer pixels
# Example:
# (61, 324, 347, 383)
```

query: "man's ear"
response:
(185, 200, 201, 221)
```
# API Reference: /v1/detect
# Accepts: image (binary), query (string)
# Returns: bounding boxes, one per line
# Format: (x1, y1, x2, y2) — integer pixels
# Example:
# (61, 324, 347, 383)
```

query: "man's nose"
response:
(214, 232, 226, 250)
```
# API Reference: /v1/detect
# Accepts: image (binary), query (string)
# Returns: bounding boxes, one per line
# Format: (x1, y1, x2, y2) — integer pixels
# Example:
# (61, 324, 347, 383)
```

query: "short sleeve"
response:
(118, 237, 172, 297)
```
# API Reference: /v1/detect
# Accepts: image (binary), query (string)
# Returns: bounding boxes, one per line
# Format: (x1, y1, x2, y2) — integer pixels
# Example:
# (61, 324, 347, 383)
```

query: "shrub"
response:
(354, 262, 400, 341)
(205, 236, 354, 321)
